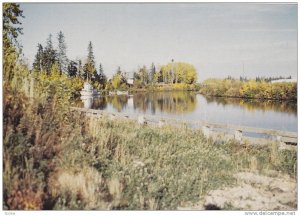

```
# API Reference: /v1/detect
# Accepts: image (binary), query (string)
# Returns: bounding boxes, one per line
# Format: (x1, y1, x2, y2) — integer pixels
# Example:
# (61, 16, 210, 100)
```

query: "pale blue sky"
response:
(19, 3, 297, 81)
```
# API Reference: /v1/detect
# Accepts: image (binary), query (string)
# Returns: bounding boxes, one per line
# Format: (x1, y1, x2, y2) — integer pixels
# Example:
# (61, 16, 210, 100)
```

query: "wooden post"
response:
(276, 135, 287, 150)
(202, 125, 211, 138)
(138, 115, 146, 125)
(276, 135, 282, 142)
(234, 130, 243, 142)
(158, 120, 165, 128)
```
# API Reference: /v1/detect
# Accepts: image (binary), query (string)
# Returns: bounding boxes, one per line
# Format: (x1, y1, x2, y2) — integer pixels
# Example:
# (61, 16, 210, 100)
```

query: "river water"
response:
(78, 91, 297, 132)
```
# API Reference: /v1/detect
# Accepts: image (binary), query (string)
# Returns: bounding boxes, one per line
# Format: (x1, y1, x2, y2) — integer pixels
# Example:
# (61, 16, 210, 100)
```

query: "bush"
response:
(200, 79, 296, 101)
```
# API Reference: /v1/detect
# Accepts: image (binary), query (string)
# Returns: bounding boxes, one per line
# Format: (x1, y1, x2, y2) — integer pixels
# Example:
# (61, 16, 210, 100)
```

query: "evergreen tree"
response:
(83, 41, 97, 81)
(116, 66, 122, 75)
(139, 65, 149, 84)
(3, 3, 24, 81)
(67, 60, 78, 77)
(43, 34, 57, 75)
(98, 63, 107, 86)
(149, 63, 156, 83)
(133, 71, 141, 81)
(32, 44, 43, 72)
(78, 59, 83, 78)
(57, 31, 68, 74)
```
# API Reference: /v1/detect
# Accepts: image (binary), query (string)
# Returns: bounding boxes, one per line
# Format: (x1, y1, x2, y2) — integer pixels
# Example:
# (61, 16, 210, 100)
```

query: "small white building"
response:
(127, 78, 134, 85)
(271, 79, 297, 83)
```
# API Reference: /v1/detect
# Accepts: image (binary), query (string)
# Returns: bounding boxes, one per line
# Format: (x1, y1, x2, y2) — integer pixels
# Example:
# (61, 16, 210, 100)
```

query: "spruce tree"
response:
(116, 66, 122, 75)
(98, 63, 107, 86)
(78, 59, 83, 78)
(57, 31, 68, 74)
(43, 34, 57, 75)
(150, 63, 156, 83)
(32, 44, 43, 72)
(3, 3, 24, 81)
(83, 41, 97, 81)
(67, 60, 78, 77)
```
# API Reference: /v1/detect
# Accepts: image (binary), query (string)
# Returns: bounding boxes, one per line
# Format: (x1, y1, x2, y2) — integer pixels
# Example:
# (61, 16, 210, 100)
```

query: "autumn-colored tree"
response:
(111, 67, 127, 89)
(159, 62, 198, 84)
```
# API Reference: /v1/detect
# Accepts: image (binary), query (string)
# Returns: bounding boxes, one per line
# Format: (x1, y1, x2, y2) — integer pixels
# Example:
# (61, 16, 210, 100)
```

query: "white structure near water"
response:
(80, 82, 100, 97)
(80, 82, 100, 109)
(271, 79, 297, 83)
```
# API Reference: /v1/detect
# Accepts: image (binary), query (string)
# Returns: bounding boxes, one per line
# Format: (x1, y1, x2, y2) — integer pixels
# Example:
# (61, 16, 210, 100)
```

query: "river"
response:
(78, 91, 297, 133)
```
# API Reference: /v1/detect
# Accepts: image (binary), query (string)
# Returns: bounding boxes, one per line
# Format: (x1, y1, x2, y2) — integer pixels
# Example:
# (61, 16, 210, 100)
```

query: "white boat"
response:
(116, 90, 129, 96)
(80, 82, 100, 98)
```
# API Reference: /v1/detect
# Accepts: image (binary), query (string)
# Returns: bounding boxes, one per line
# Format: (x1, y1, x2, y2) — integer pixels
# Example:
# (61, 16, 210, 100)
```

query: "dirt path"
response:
(178, 172, 297, 210)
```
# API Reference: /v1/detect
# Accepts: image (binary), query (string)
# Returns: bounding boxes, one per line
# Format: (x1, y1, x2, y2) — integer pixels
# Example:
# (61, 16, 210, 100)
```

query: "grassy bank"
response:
(4, 84, 297, 210)
(200, 79, 297, 101)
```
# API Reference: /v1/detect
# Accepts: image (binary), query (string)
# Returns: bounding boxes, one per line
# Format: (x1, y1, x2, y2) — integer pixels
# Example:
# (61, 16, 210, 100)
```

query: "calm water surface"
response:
(78, 92, 297, 132)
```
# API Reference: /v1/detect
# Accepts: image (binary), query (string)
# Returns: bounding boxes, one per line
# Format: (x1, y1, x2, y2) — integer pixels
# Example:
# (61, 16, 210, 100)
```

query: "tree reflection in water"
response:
(86, 92, 197, 114)
(80, 93, 296, 117)
(204, 96, 297, 116)
(132, 92, 197, 114)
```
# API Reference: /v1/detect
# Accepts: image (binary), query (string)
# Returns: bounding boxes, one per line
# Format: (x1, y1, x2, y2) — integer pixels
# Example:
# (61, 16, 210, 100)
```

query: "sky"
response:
(19, 3, 297, 81)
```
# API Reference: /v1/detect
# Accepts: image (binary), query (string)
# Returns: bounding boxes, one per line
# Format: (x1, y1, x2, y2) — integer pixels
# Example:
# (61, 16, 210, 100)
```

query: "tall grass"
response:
(50, 115, 297, 209)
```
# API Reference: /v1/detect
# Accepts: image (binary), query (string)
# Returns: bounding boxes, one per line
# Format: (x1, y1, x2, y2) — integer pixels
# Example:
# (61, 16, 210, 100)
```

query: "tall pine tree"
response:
(83, 41, 97, 81)
(150, 63, 156, 84)
(32, 43, 43, 72)
(67, 60, 78, 77)
(78, 59, 83, 78)
(97, 63, 107, 86)
(57, 31, 68, 74)
(3, 3, 24, 81)
(43, 34, 57, 75)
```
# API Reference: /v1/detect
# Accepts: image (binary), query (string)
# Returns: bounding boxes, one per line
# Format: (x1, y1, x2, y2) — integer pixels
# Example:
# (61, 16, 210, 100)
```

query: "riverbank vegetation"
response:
(200, 78, 297, 101)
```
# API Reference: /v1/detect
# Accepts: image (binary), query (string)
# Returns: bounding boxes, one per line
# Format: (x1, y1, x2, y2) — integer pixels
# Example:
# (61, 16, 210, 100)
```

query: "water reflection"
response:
(79, 92, 297, 116)
(132, 92, 197, 114)
(81, 96, 93, 109)
(106, 95, 128, 112)
(204, 96, 297, 116)
(77, 92, 297, 132)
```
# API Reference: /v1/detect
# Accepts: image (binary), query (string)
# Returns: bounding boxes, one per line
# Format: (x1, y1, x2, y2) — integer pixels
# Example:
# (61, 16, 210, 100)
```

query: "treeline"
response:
(32, 33, 198, 91)
(226, 75, 293, 82)
(32, 34, 107, 90)
(200, 79, 297, 101)
(106, 61, 198, 91)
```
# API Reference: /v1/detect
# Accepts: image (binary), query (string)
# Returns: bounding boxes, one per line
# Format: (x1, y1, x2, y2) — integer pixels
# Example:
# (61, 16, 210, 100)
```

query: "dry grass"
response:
(52, 114, 296, 210)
